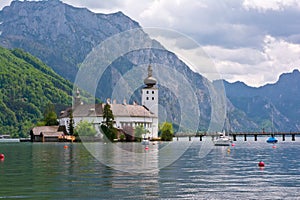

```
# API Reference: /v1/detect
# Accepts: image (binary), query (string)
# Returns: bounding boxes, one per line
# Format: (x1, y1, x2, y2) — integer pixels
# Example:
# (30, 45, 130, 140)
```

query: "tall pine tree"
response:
(44, 103, 58, 126)
(68, 110, 74, 135)
(103, 103, 114, 129)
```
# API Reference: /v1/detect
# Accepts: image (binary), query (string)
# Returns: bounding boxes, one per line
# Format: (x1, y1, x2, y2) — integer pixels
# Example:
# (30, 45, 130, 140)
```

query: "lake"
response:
(1, 137, 300, 199)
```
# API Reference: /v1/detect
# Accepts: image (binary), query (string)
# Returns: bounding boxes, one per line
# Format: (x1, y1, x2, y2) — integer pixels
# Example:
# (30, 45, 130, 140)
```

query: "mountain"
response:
(223, 69, 300, 132)
(0, 0, 218, 132)
(0, 0, 140, 82)
(0, 46, 74, 137)
(2, 0, 297, 133)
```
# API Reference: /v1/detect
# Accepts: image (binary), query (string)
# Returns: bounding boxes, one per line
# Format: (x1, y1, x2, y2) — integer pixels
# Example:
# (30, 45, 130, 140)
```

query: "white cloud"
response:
(203, 35, 300, 87)
(0, 0, 11, 9)
(243, 0, 300, 11)
(1, 0, 300, 87)
(138, 0, 208, 28)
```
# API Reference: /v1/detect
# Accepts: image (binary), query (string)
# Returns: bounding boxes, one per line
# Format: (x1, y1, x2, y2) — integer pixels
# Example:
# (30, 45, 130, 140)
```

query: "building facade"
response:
(58, 65, 159, 139)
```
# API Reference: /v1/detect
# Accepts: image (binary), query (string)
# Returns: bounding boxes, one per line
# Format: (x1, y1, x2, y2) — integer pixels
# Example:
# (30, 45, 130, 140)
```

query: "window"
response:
(146, 97, 149, 100)
(152, 97, 154, 100)
(146, 91, 149, 94)
(152, 91, 154, 94)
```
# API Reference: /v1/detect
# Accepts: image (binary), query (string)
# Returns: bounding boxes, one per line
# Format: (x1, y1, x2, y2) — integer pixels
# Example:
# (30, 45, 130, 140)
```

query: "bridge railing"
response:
(174, 132, 300, 141)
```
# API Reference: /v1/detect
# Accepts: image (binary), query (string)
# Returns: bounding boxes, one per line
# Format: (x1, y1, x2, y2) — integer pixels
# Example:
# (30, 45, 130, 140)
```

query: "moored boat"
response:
(213, 132, 232, 146)
(141, 138, 150, 145)
(0, 135, 20, 143)
(266, 136, 278, 143)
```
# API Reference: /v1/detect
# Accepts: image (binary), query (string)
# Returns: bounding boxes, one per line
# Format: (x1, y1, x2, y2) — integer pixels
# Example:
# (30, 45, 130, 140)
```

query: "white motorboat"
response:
(213, 132, 232, 146)
(141, 138, 150, 145)
(0, 135, 20, 143)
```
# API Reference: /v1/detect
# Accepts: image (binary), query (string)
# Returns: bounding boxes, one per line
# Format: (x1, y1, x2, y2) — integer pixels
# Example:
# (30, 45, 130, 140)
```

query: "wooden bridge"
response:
(175, 132, 300, 141)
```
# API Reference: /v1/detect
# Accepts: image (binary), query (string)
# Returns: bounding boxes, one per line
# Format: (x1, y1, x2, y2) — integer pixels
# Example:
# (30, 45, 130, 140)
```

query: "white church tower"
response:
(142, 64, 158, 138)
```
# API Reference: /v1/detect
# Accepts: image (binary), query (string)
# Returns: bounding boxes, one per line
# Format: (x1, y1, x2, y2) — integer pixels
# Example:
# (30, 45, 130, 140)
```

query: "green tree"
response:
(100, 124, 117, 142)
(134, 125, 148, 142)
(119, 133, 125, 142)
(103, 103, 114, 128)
(160, 122, 174, 141)
(75, 120, 97, 137)
(68, 110, 75, 135)
(43, 103, 58, 126)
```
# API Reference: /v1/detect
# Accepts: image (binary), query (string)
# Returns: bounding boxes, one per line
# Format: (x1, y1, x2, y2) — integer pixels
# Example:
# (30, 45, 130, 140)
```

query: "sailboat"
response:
(266, 135, 278, 143)
(266, 106, 278, 144)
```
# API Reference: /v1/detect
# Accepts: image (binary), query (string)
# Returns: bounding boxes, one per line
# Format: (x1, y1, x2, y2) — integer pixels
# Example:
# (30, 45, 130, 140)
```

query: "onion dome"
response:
(144, 64, 157, 87)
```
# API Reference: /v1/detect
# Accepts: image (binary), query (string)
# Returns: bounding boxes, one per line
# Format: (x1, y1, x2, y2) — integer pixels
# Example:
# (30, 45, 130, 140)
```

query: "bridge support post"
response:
(254, 134, 257, 141)
(282, 134, 285, 141)
(244, 134, 247, 141)
(233, 135, 236, 141)
(199, 135, 202, 141)
(292, 134, 295, 141)
(189, 136, 191, 141)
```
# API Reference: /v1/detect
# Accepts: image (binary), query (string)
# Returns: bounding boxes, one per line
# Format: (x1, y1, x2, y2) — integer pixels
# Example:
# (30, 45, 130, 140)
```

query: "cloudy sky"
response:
(1, 0, 300, 87)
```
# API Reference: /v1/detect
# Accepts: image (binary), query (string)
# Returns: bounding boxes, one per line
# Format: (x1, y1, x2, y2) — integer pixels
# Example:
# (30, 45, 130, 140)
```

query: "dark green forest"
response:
(0, 46, 73, 137)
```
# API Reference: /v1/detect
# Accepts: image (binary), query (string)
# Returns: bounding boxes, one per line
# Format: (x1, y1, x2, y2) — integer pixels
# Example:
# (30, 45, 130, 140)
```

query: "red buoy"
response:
(0, 153, 4, 160)
(231, 143, 235, 147)
(145, 146, 149, 150)
(64, 145, 68, 149)
(258, 161, 265, 167)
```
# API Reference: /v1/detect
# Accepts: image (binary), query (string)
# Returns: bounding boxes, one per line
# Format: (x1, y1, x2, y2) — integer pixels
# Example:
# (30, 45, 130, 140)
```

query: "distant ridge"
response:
(223, 69, 300, 131)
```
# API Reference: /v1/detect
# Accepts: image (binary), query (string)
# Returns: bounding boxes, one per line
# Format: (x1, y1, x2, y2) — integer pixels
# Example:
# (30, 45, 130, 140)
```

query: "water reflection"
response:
(1, 139, 300, 199)
(83, 140, 191, 174)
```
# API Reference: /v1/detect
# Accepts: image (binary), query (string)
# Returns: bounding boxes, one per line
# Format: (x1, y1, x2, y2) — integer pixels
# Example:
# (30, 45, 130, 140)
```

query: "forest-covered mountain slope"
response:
(0, 46, 73, 137)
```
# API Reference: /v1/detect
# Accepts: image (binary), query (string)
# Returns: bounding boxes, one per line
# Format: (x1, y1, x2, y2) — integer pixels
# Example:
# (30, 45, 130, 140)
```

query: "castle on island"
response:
(58, 65, 159, 139)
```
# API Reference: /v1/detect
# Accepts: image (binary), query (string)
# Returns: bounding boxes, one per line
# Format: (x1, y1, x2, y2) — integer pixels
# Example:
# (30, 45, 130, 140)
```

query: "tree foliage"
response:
(0, 47, 73, 137)
(103, 103, 114, 128)
(160, 122, 174, 141)
(100, 124, 117, 142)
(43, 103, 59, 126)
(68, 110, 75, 135)
(134, 125, 148, 142)
(75, 120, 97, 137)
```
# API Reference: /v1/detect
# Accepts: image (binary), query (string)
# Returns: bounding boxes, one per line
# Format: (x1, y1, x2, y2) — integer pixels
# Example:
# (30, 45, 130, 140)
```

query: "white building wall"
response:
(142, 88, 158, 116)
(59, 116, 102, 133)
(115, 116, 158, 138)
(141, 87, 159, 138)
(59, 115, 158, 138)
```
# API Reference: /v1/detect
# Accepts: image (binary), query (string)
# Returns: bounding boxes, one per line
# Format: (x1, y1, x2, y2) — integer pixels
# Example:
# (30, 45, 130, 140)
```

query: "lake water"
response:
(1, 137, 300, 199)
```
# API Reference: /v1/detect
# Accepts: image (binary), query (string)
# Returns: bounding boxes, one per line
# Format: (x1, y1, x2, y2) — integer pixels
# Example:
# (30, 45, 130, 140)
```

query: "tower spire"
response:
(148, 64, 153, 77)
(141, 61, 159, 139)
(74, 88, 82, 107)
(144, 64, 157, 88)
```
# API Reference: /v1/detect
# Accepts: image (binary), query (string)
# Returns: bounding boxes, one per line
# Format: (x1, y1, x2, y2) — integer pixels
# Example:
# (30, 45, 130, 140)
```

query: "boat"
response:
(266, 110, 278, 144)
(266, 135, 278, 143)
(0, 135, 20, 143)
(213, 131, 232, 146)
(141, 138, 150, 145)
